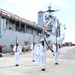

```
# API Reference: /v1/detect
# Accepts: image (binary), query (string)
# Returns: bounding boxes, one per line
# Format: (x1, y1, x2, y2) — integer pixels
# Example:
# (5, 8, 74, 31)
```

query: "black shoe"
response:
(32, 60, 35, 62)
(41, 69, 46, 71)
(16, 64, 19, 66)
(55, 63, 58, 65)
(0, 54, 3, 57)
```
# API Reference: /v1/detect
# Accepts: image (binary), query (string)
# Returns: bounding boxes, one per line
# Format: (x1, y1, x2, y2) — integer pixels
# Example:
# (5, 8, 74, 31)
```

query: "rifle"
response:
(44, 37, 53, 52)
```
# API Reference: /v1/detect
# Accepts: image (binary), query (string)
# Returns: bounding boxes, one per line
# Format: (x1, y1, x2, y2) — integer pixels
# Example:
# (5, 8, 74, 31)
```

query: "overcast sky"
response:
(0, 0, 75, 43)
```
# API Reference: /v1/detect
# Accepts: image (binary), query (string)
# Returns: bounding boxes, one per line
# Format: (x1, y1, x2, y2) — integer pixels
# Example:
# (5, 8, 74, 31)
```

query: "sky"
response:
(0, 0, 75, 43)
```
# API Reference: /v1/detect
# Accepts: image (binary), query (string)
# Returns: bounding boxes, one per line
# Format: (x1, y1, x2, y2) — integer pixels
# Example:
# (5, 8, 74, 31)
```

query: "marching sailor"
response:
(34, 42, 40, 65)
(39, 38, 47, 71)
(30, 42, 35, 62)
(52, 42, 60, 65)
(13, 41, 22, 66)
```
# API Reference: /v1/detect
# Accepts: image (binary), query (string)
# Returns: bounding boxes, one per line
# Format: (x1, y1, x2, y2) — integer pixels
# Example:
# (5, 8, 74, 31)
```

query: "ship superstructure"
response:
(38, 4, 66, 45)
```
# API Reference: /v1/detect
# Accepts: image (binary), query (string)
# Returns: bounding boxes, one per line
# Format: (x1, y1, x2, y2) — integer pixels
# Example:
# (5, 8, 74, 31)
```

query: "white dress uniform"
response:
(52, 44, 59, 65)
(13, 45, 22, 66)
(30, 44, 35, 62)
(39, 44, 46, 70)
(34, 43, 40, 65)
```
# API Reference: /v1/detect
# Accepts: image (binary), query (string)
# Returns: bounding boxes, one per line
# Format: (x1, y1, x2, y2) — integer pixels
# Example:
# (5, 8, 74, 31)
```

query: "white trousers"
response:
(40, 54, 46, 69)
(32, 50, 35, 60)
(15, 52, 20, 64)
(35, 55, 40, 65)
(54, 52, 59, 63)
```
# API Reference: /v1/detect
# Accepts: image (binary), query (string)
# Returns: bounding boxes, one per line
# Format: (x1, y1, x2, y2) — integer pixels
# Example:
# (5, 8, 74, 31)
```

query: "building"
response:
(0, 8, 44, 52)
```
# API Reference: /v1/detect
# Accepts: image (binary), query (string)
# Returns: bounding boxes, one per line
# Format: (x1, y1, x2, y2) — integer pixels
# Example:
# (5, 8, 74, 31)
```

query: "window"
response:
(26, 25, 33, 34)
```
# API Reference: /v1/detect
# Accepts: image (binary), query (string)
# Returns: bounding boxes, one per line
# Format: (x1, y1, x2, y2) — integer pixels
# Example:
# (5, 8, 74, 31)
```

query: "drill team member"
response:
(52, 42, 59, 65)
(39, 38, 47, 71)
(34, 42, 40, 65)
(13, 41, 22, 66)
(30, 42, 35, 62)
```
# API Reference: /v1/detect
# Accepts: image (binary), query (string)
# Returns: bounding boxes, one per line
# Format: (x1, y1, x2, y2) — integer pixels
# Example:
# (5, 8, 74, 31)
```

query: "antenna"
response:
(46, 3, 60, 13)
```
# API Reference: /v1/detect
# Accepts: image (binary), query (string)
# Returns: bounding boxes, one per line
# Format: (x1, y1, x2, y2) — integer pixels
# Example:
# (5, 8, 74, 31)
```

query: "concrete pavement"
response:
(0, 46, 75, 75)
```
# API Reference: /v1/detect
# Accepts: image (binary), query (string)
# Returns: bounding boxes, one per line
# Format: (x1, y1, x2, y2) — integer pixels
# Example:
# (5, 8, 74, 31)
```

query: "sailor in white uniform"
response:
(30, 42, 35, 62)
(52, 43, 59, 65)
(34, 42, 40, 65)
(13, 41, 22, 66)
(39, 38, 47, 71)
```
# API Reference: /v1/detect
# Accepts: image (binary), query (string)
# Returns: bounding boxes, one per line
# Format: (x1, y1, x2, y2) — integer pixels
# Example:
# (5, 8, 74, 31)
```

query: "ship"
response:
(0, 8, 45, 52)
(0, 4, 66, 53)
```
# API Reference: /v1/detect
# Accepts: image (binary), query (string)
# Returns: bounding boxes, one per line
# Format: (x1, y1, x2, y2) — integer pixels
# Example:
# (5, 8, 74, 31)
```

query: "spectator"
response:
(0, 45, 4, 57)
